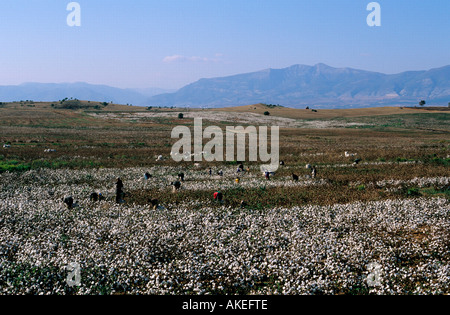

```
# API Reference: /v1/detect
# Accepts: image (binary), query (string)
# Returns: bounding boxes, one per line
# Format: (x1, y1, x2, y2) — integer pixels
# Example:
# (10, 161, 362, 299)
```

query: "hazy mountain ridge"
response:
(148, 64, 450, 108)
(1, 64, 449, 109)
(0, 82, 173, 106)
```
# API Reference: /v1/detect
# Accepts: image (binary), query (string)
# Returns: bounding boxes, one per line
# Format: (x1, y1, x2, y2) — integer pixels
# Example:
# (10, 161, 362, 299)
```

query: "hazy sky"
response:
(1, 0, 449, 89)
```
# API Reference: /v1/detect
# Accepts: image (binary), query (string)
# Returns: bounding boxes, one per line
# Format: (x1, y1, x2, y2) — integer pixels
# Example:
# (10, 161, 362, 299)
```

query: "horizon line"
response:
(2, 63, 449, 91)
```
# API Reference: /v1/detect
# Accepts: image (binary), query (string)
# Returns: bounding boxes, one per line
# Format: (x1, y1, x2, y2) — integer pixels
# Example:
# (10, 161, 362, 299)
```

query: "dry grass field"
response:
(0, 101, 449, 295)
(1, 101, 448, 184)
(217, 103, 449, 119)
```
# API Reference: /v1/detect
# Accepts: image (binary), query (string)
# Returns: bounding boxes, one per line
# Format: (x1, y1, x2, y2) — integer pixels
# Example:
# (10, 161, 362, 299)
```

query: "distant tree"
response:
(55, 99, 82, 109)
(448, 102, 450, 108)
(419, 100, 426, 107)
(264, 111, 270, 116)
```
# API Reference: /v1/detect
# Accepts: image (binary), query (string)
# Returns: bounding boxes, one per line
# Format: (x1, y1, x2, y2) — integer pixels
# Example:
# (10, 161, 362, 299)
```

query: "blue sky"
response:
(0, 0, 449, 89)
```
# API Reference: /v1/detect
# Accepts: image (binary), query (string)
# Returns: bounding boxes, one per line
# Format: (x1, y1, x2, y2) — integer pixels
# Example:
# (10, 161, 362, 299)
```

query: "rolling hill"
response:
(0, 82, 173, 106)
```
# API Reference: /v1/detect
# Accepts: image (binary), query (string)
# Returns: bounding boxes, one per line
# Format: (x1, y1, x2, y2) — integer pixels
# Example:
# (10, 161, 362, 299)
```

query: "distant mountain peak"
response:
(314, 63, 333, 68)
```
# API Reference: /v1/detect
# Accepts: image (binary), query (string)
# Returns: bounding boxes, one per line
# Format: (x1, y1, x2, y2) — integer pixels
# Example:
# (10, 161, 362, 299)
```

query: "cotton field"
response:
(0, 167, 449, 295)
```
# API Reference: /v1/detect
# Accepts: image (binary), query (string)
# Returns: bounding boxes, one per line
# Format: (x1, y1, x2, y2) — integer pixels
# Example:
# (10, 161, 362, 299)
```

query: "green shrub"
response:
(0, 161, 31, 173)
(407, 188, 421, 196)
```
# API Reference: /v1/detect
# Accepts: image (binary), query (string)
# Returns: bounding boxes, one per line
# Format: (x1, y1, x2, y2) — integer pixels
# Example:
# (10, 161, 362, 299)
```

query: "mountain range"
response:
(1, 64, 449, 109)
(148, 64, 450, 108)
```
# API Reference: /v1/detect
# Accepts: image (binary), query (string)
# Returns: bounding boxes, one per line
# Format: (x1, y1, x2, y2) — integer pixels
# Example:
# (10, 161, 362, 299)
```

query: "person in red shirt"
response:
(214, 191, 223, 202)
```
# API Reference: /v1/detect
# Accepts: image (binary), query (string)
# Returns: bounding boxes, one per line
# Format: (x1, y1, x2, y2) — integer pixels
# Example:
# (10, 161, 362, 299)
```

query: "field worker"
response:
(311, 166, 317, 179)
(90, 192, 99, 202)
(144, 172, 152, 180)
(116, 177, 124, 204)
(148, 198, 159, 210)
(218, 170, 223, 177)
(235, 177, 240, 184)
(63, 196, 74, 209)
(171, 181, 181, 192)
(214, 191, 223, 202)
(178, 172, 185, 182)
(265, 171, 270, 180)
(209, 168, 212, 176)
